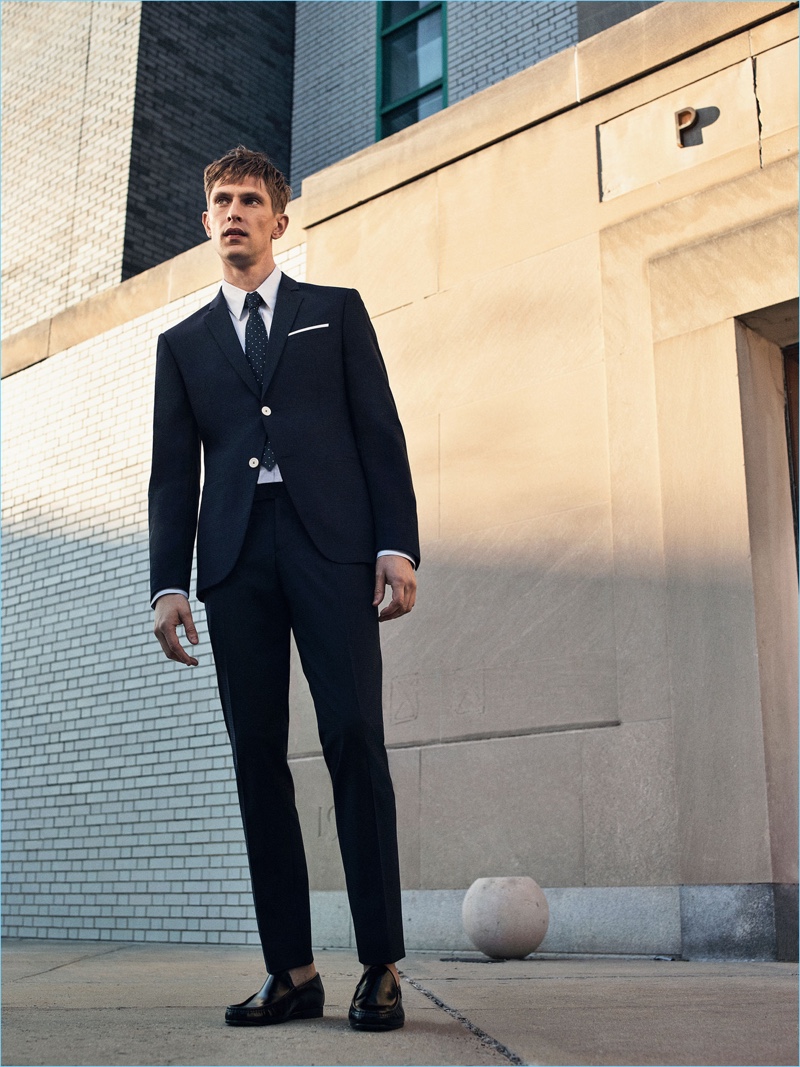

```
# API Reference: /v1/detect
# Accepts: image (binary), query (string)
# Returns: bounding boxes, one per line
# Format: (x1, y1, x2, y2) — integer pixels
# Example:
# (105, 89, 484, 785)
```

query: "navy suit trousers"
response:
(203, 483, 405, 973)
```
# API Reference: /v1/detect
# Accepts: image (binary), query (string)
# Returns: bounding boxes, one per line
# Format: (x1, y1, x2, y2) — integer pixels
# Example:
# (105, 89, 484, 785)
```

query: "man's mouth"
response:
(224, 228, 247, 237)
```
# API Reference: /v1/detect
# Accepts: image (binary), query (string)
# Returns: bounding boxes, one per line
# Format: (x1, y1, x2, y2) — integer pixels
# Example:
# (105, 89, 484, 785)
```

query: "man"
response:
(149, 146, 419, 1031)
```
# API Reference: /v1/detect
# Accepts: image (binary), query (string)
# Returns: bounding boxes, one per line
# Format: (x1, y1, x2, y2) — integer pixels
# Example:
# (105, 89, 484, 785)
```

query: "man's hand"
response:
(373, 555, 416, 622)
(153, 593, 200, 666)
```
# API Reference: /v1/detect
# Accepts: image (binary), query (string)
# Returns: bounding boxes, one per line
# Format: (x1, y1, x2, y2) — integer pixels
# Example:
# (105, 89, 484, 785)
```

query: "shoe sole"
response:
(226, 1007, 323, 1026)
(348, 1014, 405, 1032)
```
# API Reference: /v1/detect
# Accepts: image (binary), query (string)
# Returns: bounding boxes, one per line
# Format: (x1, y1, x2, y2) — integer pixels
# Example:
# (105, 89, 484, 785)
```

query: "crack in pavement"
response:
(399, 970, 533, 1067)
(7, 945, 131, 982)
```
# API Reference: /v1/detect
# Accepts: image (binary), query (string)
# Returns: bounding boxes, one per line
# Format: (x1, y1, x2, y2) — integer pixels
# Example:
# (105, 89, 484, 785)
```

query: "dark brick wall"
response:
(448, 1, 577, 106)
(577, 1, 660, 41)
(122, 1, 295, 280)
(290, 1, 377, 194)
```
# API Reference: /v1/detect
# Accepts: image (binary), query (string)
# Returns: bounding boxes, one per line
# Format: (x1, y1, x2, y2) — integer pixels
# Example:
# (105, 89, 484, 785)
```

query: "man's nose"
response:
(227, 200, 242, 220)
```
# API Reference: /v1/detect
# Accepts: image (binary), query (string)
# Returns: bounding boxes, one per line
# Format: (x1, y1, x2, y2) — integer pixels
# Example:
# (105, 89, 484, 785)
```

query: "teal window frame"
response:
(376, 1, 448, 140)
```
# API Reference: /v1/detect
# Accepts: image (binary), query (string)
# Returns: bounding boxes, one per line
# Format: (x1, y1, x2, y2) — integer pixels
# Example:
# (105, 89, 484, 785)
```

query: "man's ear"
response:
(202, 210, 211, 238)
(272, 213, 289, 241)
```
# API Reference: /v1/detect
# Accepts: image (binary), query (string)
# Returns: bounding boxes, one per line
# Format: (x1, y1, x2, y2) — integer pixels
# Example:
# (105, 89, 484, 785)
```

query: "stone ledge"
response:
(576, 1, 795, 101)
(1, 197, 306, 379)
(309, 885, 797, 960)
(300, 1, 796, 228)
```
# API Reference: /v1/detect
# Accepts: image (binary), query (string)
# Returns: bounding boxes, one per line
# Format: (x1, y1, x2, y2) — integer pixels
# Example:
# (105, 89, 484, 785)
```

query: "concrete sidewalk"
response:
(1, 938, 797, 1067)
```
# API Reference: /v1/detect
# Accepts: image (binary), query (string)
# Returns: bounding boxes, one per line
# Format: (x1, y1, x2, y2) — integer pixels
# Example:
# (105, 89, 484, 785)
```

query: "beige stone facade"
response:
(296, 0, 800, 897)
(3, 2, 797, 954)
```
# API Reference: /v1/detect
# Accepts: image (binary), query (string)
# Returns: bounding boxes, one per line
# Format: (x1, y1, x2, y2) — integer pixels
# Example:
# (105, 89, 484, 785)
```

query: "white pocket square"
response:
(288, 323, 329, 336)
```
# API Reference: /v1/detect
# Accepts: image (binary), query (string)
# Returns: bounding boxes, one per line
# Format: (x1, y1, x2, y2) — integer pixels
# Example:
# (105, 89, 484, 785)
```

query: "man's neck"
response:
(221, 258, 277, 292)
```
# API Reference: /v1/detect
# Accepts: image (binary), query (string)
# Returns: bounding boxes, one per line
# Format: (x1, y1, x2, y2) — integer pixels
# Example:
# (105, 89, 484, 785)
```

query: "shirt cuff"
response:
(377, 550, 416, 568)
(151, 588, 189, 608)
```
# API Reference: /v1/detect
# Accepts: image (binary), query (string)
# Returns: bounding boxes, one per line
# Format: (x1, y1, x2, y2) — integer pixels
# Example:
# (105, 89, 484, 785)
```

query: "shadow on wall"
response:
(2, 509, 779, 940)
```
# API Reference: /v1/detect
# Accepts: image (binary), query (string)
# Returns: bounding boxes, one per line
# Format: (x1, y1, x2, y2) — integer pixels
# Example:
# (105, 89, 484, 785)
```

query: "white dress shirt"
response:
(152, 269, 413, 606)
(221, 270, 285, 484)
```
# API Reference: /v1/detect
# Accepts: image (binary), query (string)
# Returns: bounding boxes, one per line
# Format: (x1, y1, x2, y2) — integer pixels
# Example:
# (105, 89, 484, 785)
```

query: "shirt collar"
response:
(221, 267, 282, 320)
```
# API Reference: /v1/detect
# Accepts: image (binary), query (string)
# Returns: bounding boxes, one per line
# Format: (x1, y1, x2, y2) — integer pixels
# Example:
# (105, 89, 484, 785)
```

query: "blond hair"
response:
(204, 145, 291, 213)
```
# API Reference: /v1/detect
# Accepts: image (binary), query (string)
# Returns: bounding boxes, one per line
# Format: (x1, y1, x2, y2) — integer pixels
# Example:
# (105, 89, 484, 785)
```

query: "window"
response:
(378, 2, 446, 139)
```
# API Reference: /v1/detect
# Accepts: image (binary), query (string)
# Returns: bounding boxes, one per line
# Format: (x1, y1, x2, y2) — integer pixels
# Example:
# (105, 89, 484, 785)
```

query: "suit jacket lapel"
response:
(261, 273, 303, 398)
(203, 289, 260, 398)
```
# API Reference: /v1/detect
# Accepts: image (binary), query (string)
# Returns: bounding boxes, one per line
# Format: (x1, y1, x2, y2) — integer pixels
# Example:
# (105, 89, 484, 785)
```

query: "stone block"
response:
(372, 299, 441, 421)
(376, 234, 604, 421)
(280, 195, 306, 246)
(590, 17, 752, 123)
(300, 47, 578, 229)
(596, 156, 797, 733)
(482, 654, 619, 735)
(748, 7, 799, 55)
(382, 670, 440, 749)
(288, 756, 344, 891)
(597, 232, 672, 728)
(306, 175, 438, 316)
(736, 323, 798, 886)
(540, 885, 682, 956)
(598, 60, 760, 201)
(288, 637, 322, 758)
(49, 259, 172, 355)
(310, 890, 352, 950)
(650, 211, 798, 343)
(401, 413, 440, 545)
(774, 884, 799, 962)
(576, 2, 792, 101)
(401, 889, 472, 951)
(419, 733, 584, 889)
(680, 885, 777, 960)
(739, 297, 799, 349)
(654, 321, 772, 884)
(2, 318, 50, 377)
(388, 747, 422, 890)
(756, 40, 800, 165)
(379, 503, 618, 748)
(165, 241, 222, 304)
(581, 720, 679, 885)
(286, 747, 420, 893)
(439, 362, 609, 539)
(437, 119, 599, 289)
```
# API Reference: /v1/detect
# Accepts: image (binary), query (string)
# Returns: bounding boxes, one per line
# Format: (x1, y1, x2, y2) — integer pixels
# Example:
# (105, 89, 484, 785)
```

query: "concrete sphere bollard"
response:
(462, 876, 549, 958)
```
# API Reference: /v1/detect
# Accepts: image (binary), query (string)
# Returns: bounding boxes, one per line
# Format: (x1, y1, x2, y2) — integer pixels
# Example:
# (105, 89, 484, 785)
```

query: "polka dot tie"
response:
(244, 291, 276, 471)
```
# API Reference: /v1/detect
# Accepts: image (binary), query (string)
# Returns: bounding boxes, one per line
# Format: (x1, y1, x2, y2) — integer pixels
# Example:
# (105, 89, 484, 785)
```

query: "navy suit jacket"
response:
(148, 273, 420, 602)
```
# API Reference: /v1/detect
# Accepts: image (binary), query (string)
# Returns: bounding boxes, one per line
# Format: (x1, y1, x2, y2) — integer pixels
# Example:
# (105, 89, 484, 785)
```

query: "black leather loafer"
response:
(225, 971, 324, 1026)
(348, 964, 405, 1031)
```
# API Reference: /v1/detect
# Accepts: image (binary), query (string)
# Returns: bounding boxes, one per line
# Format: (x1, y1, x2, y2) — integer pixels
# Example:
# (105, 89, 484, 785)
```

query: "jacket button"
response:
(248, 457, 259, 468)
(261, 405, 271, 416)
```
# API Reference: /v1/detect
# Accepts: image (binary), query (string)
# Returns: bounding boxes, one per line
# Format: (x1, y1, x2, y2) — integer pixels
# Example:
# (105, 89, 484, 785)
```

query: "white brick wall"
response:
(1, 1, 141, 338)
(2, 246, 306, 944)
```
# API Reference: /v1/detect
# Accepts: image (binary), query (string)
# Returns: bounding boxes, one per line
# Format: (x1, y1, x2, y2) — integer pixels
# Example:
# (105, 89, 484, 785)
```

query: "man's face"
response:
(202, 176, 288, 272)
